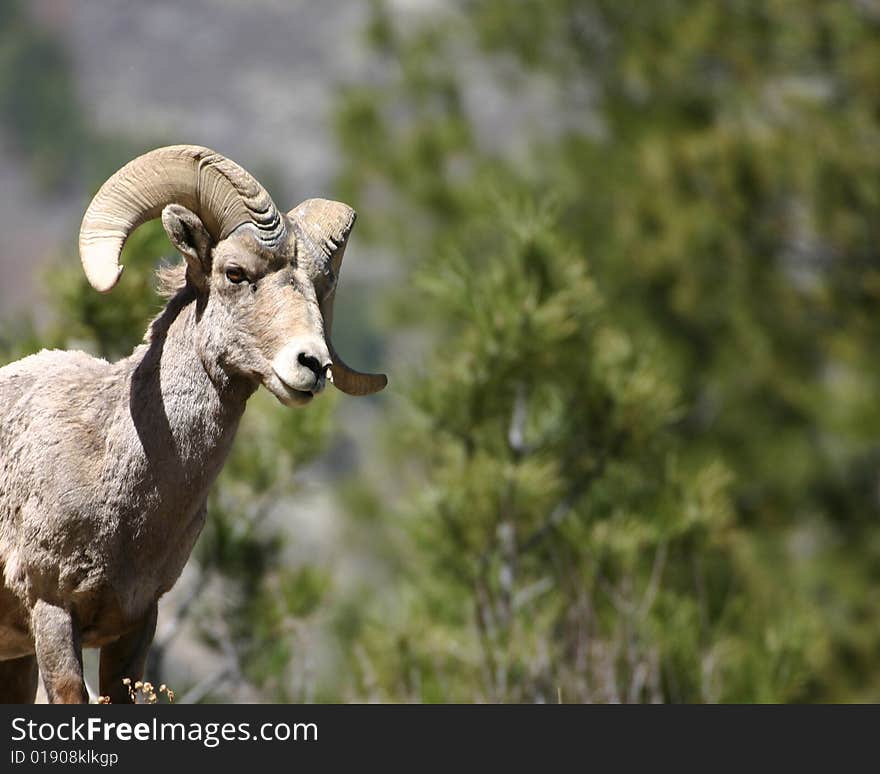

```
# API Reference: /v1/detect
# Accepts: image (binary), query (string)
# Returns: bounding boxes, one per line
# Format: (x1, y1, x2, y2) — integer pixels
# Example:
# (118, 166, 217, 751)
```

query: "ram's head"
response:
(79, 145, 386, 404)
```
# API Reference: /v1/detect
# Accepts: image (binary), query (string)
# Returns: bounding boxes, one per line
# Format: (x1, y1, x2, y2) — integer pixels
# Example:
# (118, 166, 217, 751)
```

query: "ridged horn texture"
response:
(80, 145, 286, 293)
(289, 198, 388, 396)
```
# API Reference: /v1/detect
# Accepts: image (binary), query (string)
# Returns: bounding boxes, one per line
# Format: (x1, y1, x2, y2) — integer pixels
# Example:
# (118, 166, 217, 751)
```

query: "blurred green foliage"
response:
(327, 0, 880, 701)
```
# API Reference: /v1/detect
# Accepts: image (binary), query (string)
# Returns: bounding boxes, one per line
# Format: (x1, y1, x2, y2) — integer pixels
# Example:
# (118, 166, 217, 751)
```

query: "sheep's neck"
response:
(126, 293, 256, 509)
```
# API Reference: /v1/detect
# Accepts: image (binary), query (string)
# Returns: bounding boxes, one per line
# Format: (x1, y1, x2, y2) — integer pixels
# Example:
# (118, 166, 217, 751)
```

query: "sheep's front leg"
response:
(32, 600, 87, 704)
(0, 655, 38, 703)
(99, 603, 158, 704)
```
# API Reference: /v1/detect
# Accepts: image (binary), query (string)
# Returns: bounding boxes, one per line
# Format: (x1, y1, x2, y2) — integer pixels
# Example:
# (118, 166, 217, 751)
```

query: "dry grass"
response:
(96, 678, 175, 704)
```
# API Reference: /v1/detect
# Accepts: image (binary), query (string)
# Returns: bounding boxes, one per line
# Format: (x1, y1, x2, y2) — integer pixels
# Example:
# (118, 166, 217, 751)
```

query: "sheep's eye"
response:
(225, 267, 246, 284)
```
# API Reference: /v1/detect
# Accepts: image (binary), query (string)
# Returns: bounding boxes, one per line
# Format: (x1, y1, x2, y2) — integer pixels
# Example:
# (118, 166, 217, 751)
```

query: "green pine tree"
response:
(327, 0, 880, 701)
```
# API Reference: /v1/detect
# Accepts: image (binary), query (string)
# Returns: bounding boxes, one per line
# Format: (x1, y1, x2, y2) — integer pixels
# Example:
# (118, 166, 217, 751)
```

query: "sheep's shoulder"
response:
(0, 348, 116, 422)
(0, 348, 120, 511)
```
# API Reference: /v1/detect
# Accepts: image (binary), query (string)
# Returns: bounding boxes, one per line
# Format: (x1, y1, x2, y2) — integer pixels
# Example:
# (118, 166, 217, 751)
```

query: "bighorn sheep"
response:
(0, 145, 386, 703)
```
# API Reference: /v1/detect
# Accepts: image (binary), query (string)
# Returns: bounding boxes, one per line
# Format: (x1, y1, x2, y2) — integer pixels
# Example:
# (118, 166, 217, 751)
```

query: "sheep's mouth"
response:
(280, 382, 315, 402)
(269, 371, 317, 405)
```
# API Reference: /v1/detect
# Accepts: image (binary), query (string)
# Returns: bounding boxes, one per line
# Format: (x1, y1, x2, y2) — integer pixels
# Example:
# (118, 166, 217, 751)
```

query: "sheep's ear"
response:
(161, 204, 213, 290)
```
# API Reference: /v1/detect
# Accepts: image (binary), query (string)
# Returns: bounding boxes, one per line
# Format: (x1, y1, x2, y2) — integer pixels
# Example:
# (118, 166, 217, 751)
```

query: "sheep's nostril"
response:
(297, 353, 323, 378)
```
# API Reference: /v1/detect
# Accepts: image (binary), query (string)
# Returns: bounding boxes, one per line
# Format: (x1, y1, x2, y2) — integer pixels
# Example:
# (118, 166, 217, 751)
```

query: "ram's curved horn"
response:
(79, 145, 286, 293)
(288, 198, 387, 396)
